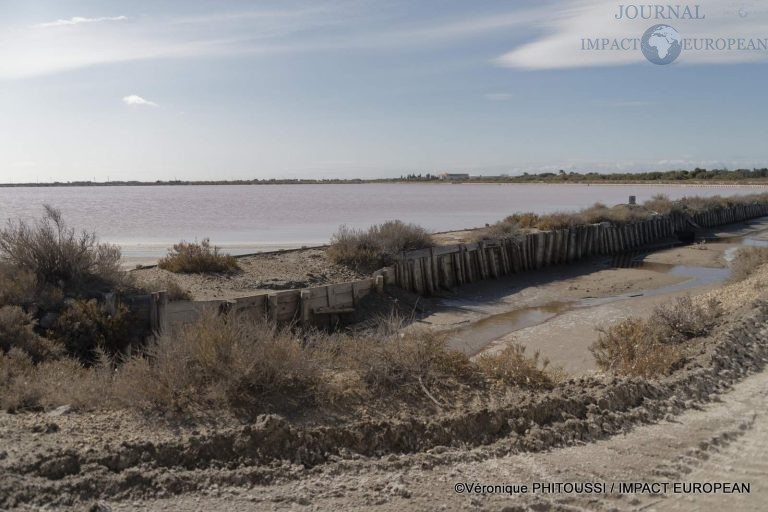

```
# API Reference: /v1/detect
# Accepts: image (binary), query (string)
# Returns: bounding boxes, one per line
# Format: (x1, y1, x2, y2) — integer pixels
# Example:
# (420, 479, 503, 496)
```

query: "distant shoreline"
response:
(4, 168, 768, 188)
(4, 180, 768, 189)
(3, 181, 768, 189)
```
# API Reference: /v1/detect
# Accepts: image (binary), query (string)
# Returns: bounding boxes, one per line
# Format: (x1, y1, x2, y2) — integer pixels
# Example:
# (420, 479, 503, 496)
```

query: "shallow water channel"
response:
(447, 233, 758, 356)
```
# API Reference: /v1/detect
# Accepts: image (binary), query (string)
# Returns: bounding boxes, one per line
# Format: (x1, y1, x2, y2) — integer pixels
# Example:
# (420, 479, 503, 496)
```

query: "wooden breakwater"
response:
(126, 268, 395, 333)
(395, 203, 768, 295)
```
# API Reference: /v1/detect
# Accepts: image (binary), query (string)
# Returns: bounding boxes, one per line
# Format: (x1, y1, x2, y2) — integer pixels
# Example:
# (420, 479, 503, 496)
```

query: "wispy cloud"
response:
(34, 16, 128, 29)
(0, 4, 546, 80)
(122, 95, 157, 107)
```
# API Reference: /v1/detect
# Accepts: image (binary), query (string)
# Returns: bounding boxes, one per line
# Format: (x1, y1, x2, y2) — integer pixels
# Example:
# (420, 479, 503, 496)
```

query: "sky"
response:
(0, 0, 767, 182)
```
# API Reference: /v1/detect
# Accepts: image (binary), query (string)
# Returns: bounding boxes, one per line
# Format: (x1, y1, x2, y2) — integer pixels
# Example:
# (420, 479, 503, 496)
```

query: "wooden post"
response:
(463, 246, 474, 282)
(148, 292, 167, 333)
(300, 289, 311, 326)
(375, 274, 385, 293)
(268, 293, 279, 323)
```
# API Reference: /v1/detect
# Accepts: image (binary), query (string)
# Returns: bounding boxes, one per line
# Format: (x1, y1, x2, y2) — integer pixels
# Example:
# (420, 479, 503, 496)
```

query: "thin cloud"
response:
(1, 5, 547, 80)
(34, 16, 128, 29)
(122, 95, 158, 107)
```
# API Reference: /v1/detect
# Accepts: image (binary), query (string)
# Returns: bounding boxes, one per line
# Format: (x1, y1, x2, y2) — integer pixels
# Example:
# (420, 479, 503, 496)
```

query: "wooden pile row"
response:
(396, 203, 768, 295)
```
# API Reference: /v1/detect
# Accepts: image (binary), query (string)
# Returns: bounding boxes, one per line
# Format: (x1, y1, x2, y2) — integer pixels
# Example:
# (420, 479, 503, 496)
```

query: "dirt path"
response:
(98, 353, 768, 512)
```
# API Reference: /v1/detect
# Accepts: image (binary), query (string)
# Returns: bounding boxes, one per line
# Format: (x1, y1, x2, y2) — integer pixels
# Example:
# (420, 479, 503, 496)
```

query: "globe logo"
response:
(641, 24, 683, 65)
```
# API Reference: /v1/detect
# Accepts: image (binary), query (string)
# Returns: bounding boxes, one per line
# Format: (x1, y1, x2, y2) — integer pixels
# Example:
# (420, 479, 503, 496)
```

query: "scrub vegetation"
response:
(1, 311, 561, 415)
(158, 239, 239, 274)
(590, 296, 723, 378)
(328, 220, 432, 271)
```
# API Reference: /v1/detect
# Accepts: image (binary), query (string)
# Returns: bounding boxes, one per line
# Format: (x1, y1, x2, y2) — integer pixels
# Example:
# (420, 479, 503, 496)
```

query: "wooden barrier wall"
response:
(126, 267, 395, 333)
(395, 203, 768, 295)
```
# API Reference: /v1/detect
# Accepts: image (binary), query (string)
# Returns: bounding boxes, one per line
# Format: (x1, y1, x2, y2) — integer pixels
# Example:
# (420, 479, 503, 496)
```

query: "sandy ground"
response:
(97, 361, 768, 512)
(5, 220, 768, 511)
(131, 248, 365, 300)
(5, 288, 764, 512)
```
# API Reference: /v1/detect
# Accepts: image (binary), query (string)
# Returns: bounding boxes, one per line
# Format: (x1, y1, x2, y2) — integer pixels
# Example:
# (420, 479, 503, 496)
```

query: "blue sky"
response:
(1, 0, 767, 182)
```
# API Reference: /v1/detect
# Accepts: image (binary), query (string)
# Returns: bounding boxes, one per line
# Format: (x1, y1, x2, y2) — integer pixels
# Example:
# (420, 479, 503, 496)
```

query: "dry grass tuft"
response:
(158, 239, 239, 274)
(476, 343, 561, 389)
(730, 246, 768, 282)
(328, 220, 431, 270)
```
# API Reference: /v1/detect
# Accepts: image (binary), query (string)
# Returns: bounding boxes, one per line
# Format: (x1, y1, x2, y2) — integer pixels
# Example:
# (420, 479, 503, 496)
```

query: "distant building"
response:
(439, 173, 470, 181)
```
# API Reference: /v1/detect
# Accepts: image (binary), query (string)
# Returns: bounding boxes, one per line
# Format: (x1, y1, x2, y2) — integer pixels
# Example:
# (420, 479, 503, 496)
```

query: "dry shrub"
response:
(111, 314, 478, 414)
(730, 246, 768, 282)
(484, 192, 768, 239)
(1, 311, 574, 416)
(112, 312, 321, 413)
(472, 221, 521, 242)
(327, 226, 379, 270)
(0, 306, 64, 363)
(643, 194, 680, 214)
(591, 318, 683, 378)
(0, 264, 37, 307)
(503, 212, 540, 228)
(652, 296, 722, 344)
(136, 276, 191, 301)
(535, 212, 583, 231)
(0, 348, 111, 412)
(158, 239, 239, 274)
(591, 296, 722, 378)
(476, 343, 560, 389)
(0, 348, 39, 412)
(680, 195, 727, 213)
(0, 205, 124, 293)
(53, 299, 136, 363)
(328, 220, 431, 270)
(534, 204, 651, 230)
(344, 326, 476, 394)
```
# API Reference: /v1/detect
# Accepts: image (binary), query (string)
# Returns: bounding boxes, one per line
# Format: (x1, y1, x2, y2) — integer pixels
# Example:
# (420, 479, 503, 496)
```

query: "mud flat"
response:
(416, 218, 768, 374)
